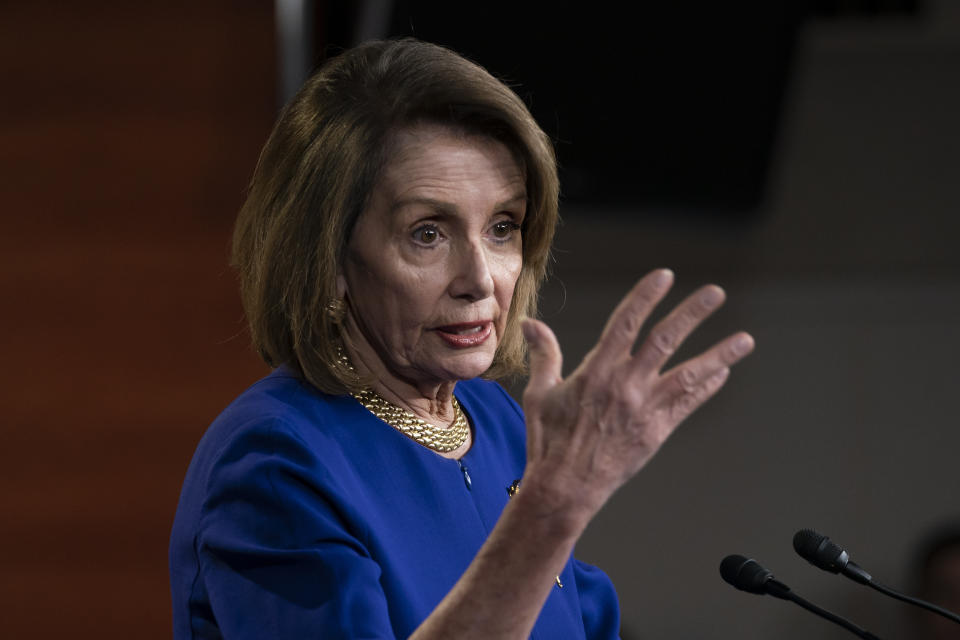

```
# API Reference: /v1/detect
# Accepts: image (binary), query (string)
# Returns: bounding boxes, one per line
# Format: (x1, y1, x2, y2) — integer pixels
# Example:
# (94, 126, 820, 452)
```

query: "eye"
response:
(412, 224, 440, 245)
(491, 220, 521, 240)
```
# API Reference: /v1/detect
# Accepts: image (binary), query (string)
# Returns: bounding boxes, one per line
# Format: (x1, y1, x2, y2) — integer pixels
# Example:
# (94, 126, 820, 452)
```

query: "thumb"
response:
(522, 318, 563, 399)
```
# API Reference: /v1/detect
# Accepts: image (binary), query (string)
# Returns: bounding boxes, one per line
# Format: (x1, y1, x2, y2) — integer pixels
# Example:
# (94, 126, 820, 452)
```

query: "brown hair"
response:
(232, 38, 559, 394)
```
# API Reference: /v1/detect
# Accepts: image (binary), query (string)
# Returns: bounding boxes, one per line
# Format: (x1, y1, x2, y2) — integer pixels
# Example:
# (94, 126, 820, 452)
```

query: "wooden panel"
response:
(0, 2, 276, 636)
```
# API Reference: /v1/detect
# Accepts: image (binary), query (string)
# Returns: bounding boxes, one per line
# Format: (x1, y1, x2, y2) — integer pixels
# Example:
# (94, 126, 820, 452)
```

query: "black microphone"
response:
(793, 529, 960, 625)
(720, 554, 882, 639)
(792, 528, 872, 583)
(720, 554, 791, 598)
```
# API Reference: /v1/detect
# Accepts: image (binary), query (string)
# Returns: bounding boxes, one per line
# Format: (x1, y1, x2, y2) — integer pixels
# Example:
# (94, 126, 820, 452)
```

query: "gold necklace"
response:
(338, 348, 470, 453)
(352, 388, 470, 453)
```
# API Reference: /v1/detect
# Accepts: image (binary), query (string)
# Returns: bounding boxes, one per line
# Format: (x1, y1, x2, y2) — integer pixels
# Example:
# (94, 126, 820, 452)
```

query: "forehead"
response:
(377, 124, 526, 199)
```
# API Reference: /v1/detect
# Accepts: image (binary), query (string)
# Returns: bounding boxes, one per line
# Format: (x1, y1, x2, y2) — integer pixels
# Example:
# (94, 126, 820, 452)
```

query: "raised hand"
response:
(520, 268, 754, 519)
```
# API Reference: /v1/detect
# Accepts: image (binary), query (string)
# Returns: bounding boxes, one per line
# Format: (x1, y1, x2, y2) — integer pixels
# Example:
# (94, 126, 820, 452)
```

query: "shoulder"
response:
(212, 366, 332, 428)
(181, 368, 365, 503)
(173, 367, 373, 543)
(200, 367, 353, 455)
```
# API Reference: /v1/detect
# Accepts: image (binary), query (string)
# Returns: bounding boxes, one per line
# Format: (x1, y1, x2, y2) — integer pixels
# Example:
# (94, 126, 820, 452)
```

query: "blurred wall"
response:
(552, 7, 960, 638)
(2, 2, 959, 639)
(0, 2, 274, 636)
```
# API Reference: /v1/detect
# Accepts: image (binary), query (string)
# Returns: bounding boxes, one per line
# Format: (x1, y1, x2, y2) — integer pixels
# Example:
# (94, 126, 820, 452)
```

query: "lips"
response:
(439, 324, 485, 335)
(433, 321, 493, 348)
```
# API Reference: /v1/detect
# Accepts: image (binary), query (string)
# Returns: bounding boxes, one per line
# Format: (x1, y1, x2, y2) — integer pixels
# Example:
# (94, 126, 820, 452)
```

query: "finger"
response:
(632, 284, 726, 374)
(522, 318, 563, 404)
(666, 365, 731, 425)
(657, 332, 754, 399)
(592, 269, 674, 366)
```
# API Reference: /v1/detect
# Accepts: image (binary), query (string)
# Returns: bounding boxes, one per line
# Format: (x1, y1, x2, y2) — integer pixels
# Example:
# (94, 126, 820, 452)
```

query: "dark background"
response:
(2, 1, 958, 637)
(324, 1, 803, 211)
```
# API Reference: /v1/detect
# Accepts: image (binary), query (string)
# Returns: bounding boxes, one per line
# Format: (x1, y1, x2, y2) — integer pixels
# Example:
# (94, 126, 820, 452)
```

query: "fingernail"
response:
(701, 286, 724, 307)
(522, 319, 537, 342)
(733, 334, 754, 355)
(655, 269, 674, 286)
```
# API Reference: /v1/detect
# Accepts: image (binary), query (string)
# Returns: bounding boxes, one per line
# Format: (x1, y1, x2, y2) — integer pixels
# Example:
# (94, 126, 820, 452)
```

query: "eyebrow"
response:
(391, 192, 528, 216)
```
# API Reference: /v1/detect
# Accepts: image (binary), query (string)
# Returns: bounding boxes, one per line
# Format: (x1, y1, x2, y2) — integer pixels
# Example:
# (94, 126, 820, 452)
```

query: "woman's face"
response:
(341, 124, 526, 387)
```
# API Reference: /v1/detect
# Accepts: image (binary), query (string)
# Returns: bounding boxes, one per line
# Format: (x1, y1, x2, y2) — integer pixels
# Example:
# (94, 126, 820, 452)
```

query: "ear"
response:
(336, 270, 347, 298)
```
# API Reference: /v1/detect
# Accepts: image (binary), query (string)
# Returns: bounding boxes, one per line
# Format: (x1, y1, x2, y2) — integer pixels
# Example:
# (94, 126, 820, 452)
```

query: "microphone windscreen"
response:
(793, 529, 823, 558)
(793, 529, 847, 572)
(720, 554, 771, 594)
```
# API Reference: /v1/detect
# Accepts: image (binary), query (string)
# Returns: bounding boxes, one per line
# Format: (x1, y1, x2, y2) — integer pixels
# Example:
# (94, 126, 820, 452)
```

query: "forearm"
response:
(409, 476, 590, 639)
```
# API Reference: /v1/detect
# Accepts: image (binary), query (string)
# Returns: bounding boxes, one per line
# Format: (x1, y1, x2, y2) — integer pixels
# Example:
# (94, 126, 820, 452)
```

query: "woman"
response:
(170, 38, 754, 639)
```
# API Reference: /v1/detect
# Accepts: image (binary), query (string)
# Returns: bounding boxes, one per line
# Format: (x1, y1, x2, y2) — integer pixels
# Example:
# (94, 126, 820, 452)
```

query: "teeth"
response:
(452, 325, 482, 335)
(442, 325, 484, 335)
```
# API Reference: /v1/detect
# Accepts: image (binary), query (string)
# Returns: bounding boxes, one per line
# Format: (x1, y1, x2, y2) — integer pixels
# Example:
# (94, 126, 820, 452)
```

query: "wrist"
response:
(508, 468, 598, 540)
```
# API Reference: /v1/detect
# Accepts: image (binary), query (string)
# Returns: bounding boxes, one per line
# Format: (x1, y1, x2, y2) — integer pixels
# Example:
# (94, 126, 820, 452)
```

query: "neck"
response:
(340, 318, 456, 426)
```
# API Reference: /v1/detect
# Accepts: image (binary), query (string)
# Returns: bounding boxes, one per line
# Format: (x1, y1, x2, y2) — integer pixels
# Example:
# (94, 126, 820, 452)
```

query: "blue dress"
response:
(169, 367, 620, 639)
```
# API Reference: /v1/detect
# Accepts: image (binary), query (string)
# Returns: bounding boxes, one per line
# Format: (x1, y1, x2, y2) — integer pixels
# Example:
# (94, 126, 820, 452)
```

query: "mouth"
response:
(433, 321, 494, 348)
(438, 324, 486, 335)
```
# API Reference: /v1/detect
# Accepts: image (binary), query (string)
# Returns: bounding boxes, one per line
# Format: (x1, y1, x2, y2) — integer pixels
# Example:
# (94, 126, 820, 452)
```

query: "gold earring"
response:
(326, 297, 346, 323)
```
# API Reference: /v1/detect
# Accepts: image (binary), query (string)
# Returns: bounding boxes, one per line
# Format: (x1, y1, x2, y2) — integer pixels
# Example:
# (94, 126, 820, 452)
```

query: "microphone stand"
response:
(865, 578, 960, 625)
(764, 579, 883, 640)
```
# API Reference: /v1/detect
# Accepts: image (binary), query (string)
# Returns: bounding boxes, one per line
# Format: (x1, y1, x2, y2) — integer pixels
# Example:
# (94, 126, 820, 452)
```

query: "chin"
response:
(434, 349, 497, 382)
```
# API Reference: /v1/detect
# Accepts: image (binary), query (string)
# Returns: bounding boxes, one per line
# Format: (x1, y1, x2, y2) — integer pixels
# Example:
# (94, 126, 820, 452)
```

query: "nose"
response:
(449, 240, 495, 302)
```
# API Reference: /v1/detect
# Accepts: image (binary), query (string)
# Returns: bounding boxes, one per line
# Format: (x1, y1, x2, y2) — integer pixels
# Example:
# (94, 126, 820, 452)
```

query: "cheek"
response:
(392, 276, 437, 326)
(494, 253, 524, 313)
(347, 248, 425, 312)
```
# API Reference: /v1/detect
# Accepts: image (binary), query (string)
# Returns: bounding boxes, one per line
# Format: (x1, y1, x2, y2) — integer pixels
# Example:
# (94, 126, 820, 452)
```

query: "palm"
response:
(521, 269, 754, 513)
